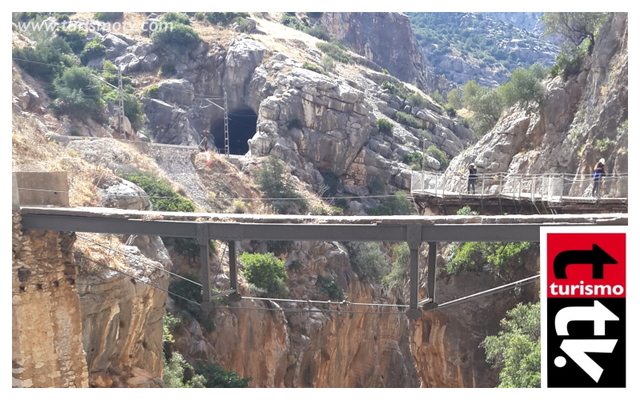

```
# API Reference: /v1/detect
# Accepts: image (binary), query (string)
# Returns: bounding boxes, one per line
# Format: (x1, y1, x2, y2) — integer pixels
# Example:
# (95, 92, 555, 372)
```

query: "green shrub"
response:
(444, 104, 456, 117)
(51, 66, 107, 123)
(408, 92, 428, 108)
(102, 88, 144, 129)
(330, 206, 343, 215)
(381, 80, 410, 100)
(395, 111, 423, 129)
(168, 276, 216, 332)
(56, 27, 87, 54)
(549, 43, 586, 80)
(162, 12, 191, 26)
(403, 152, 423, 169)
(429, 90, 445, 105)
(151, 22, 201, 53)
(376, 119, 393, 134)
(94, 12, 123, 22)
(499, 66, 546, 112)
(302, 62, 324, 74)
(468, 88, 504, 137)
(160, 63, 177, 77)
(281, 14, 303, 30)
(321, 55, 335, 73)
(163, 352, 206, 388)
(457, 205, 478, 216)
(426, 146, 448, 171)
(367, 174, 386, 196)
(302, 26, 331, 41)
(348, 242, 388, 281)
(266, 240, 293, 255)
(144, 85, 159, 98)
(194, 363, 252, 388)
(239, 252, 289, 298)
(252, 156, 308, 214)
(317, 275, 345, 301)
(12, 37, 74, 83)
(81, 40, 106, 61)
(448, 241, 538, 279)
(119, 172, 196, 212)
(194, 12, 205, 21)
(367, 191, 414, 215)
(321, 171, 342, 197)
(206, 12, 249, 26)
(316, 41, 351, 63)
(172, 238, 216, 261)
(480, 302, 540, 388)
(447, 88, 463, 109)
(233, 16, 251, 32)
(382, 243, 410, 290)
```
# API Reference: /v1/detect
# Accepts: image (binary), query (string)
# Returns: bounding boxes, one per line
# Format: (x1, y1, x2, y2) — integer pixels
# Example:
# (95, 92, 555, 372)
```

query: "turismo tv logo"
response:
(545, 232, 625, 388)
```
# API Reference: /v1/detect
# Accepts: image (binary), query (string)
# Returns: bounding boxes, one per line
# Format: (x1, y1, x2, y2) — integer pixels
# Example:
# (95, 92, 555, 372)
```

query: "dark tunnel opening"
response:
(210, 106, 258, 155)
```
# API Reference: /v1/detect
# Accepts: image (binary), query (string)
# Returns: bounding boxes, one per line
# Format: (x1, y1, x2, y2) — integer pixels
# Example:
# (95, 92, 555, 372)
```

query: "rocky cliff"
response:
(14, 11, 603, 389)
(442, 12, 627, 198)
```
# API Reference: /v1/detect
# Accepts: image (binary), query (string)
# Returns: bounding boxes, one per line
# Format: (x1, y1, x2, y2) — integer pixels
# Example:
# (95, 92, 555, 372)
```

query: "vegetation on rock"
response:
(239, 252, 289, 298)
(480, 302, 541, 388)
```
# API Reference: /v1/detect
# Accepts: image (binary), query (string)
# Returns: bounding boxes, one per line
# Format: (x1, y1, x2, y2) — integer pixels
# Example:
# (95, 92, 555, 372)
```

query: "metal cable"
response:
(432, 275, 540, 312)
(75, 253, 201, 307)
(76, 234, 202, 287)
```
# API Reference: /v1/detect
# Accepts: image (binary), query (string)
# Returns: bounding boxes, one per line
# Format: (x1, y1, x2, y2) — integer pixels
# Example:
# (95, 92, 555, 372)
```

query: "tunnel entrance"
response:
(210, 106, 257, 155)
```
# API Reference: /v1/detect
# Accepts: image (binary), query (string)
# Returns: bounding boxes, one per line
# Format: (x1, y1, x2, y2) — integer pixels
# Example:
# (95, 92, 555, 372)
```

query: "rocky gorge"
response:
(11, 11, 627, 388)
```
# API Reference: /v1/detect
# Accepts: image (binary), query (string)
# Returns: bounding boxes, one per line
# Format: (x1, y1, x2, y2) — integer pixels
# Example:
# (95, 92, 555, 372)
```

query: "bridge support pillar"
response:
(406, 224, 422, 320)
(228, 240, 242, 302)
(197, 223, 211, 303)
(427, 242, 436, 302)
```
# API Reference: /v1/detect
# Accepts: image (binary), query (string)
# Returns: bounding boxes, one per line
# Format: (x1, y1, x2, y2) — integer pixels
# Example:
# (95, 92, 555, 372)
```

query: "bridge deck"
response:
(18, 206, 627, 315)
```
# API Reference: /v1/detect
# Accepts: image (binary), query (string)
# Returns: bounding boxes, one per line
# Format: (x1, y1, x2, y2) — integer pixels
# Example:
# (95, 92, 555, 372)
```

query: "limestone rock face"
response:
(77, 245, 169, 388)
(248, 62, 374, 175)
(223, 34, 269, 110)
(173, 241, 420, 388)
(319, 12, 431, 92)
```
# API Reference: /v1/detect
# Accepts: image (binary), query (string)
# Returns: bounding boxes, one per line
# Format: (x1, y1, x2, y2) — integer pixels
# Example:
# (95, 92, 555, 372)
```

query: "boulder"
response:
(101, 33, 129, 59)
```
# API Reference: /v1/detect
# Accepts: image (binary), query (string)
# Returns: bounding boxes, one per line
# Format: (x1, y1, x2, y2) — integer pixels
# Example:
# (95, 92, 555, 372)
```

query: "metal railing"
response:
(411, 171, 628, 201)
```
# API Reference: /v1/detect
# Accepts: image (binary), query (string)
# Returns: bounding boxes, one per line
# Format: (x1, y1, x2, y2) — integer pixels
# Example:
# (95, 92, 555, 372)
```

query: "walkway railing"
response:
(411, 171, 628, 202)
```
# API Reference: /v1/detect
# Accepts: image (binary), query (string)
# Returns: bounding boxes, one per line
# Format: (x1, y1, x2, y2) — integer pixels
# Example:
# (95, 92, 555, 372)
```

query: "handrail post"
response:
(532, 176, 536, 201)
(481, 173, 485, 197)
(518, 174, 522, 199)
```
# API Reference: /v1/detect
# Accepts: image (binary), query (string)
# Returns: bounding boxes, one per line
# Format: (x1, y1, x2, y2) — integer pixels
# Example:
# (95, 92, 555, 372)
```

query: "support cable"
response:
(76, 234, 202, 287)
(75, 253, 201, 307)
(429, 274, 540, 312)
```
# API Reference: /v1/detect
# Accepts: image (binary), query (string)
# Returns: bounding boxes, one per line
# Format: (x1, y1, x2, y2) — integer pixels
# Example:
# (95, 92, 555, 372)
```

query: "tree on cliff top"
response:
(541, 12, 608, 54)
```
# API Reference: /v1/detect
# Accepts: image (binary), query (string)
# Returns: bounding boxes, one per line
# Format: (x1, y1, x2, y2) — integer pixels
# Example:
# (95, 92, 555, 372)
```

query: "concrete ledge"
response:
(14, 171, 69, 207)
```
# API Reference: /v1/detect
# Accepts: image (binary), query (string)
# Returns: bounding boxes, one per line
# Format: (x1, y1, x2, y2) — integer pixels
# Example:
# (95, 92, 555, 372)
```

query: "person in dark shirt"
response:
(592, 158, 606, 197)
(467, 163, 478, 194)
(200, 130, 210, 151)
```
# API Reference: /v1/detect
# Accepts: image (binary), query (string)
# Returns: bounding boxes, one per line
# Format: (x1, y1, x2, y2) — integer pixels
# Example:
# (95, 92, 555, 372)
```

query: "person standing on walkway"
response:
(467, 163, 478, 194)
(592, 158, 606, 197)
